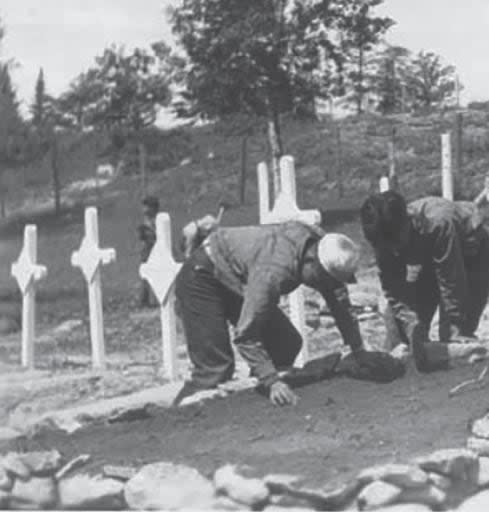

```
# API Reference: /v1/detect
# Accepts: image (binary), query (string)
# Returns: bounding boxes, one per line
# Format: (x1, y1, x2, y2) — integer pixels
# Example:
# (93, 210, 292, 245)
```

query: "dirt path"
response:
(24, 362, 489, 489)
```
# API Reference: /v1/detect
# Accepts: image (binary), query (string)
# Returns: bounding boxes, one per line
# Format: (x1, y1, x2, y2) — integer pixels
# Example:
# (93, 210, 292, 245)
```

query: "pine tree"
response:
(31, 68, 47, 128)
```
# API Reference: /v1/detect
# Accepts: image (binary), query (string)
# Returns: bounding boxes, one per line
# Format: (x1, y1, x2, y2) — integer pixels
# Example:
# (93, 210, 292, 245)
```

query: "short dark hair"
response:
(142, 195, 159, 211)
(360, 191, 408, 245)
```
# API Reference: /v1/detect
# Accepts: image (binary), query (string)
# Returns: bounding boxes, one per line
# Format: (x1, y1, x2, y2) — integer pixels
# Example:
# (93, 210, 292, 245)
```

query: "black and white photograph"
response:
(1, 1, 489, 510)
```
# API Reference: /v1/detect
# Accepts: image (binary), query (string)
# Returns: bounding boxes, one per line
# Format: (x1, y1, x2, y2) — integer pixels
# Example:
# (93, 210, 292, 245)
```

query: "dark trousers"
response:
(387, 227, 489, 343)
(175, 247, 302, 389)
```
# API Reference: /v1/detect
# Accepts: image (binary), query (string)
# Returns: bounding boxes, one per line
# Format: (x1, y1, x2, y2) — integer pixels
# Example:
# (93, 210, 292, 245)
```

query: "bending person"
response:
(175, 221, 381, 406)
(360, 191, 489, 370)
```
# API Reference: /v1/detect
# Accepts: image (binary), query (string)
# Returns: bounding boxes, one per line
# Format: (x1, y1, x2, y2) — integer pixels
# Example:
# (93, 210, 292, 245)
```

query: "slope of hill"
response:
(0, 109, 488, 322)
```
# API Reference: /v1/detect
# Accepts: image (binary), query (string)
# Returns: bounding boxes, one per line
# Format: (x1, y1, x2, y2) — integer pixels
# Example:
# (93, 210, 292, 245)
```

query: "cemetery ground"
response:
(2, 110, 489, 495)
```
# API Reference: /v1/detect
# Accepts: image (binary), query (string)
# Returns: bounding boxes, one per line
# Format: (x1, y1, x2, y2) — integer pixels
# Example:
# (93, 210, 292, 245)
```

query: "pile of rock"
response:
(4, 446, 489, 510)
(468, 413, 489, 456)
(0, 451, 124, 510)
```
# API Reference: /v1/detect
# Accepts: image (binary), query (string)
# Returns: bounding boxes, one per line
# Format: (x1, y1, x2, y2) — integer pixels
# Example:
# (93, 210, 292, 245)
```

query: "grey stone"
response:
(427, 472, 452, 491)
(468, 436, 489, 456)
(370, 505, 432, 511)
(102, 465, 138, 482)
(477, 457, 489, 488)
(268, 480, 361, 510)
(9, 476, 58, 510)
(458, 489, 489, 511)
(356, 480, 402, 510)
(263, 474, 302, 494)
(58, 474, 125, 510)
(472, 415, 489, 439)
(0, 427, 24, 452)
(0, 466, 13, 492)
(397, 484, 447, 509)
(357, 464, 429, 489)
(214, 465, 270, 509)
(0, 490, 9, 509)
(1, 453, 30, 480)
(212, 495, 249, 510)
(124, 462, 215, 510)
(414, 448, 479, 481)
(264, 507, 315, 512)
(19, 450, 64, 476)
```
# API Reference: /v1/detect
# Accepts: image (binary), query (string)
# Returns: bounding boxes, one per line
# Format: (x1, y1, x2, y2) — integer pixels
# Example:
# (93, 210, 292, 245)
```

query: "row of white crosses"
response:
(11, 207, 116, 370)
(10, 205, 182, 381)
(257, 155, 321, 367)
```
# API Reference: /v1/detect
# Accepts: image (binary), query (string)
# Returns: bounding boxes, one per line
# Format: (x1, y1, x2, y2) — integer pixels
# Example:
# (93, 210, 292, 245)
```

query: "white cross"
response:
(139, 212, 182, 381)
(11, 225, 47, 368)
(258, 155, 321, 367)
(379, 176, 390, 192)
(71, 207, 116, 369)
(260, 156, 321, 226)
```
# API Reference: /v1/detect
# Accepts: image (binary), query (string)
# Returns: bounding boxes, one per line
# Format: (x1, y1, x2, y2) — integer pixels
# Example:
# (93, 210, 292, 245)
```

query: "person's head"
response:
(317, 233, 360, 284)
(142, 196, 159, 218)
(360, 191, 411, 254)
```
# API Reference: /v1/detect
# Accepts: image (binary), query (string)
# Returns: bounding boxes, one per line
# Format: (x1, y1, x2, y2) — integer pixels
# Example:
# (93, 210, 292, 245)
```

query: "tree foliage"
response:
(403, 50, 458, 112)
(369, 43, 410, 114)
(169, 0, 394, 184)
(0, 62, 23, 164)
(56, 45, 173, 133)
(337, 0, 394, 113)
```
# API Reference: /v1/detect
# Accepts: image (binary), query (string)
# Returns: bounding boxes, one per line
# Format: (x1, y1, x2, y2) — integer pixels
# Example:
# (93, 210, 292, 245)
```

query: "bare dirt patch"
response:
(21, 362, 489, 489)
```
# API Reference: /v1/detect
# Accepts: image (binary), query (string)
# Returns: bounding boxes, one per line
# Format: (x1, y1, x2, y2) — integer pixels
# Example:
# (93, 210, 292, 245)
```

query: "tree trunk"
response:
(0, 192, 5, 218)
(356, 47, 364, 115)
(239, 135, 248, 204)
(335, 123, 344, 198)
(51, 136, 61, 215)
(266, 102, 283, 197)
(138, 141, 147, 198)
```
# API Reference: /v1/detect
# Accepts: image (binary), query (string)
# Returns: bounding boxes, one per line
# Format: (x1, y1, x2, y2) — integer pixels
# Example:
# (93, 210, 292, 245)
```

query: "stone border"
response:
(3, 444, 489, 510)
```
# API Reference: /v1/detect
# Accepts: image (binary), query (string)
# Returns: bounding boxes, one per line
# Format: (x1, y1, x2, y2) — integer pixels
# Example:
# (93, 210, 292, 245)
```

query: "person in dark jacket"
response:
(174, 221, 379, 406)
(360, 191, 489, 370)
(137, 195, 159, 308)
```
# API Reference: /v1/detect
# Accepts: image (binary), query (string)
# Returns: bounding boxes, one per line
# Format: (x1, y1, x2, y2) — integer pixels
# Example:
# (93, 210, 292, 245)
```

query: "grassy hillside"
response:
(1, 109, 489, 326)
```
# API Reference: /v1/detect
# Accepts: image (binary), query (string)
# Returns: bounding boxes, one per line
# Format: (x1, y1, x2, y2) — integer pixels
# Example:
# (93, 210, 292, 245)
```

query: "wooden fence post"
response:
(335, 124, 344, 198)
(441, 133, 454, 200)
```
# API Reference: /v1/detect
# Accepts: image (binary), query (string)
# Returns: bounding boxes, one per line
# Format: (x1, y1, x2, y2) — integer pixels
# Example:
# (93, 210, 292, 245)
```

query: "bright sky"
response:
(0, 0, 488, 111)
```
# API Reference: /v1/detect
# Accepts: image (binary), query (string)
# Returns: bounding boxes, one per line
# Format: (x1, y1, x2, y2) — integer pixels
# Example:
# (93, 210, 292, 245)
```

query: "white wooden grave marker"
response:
(262, 156, 321, 226)
(139, 212, 182, 381)
(379, 176, 390, 193)
(11, 225, 47, 368)
(71, 207, 116, 369)
(258, 155, 321, 367)
(441, 133, 454, 200)
(257, 162, 270, 224)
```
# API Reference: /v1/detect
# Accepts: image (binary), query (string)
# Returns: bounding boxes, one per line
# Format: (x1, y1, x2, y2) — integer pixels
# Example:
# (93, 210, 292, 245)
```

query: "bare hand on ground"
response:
(269, 381, 298, 406)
